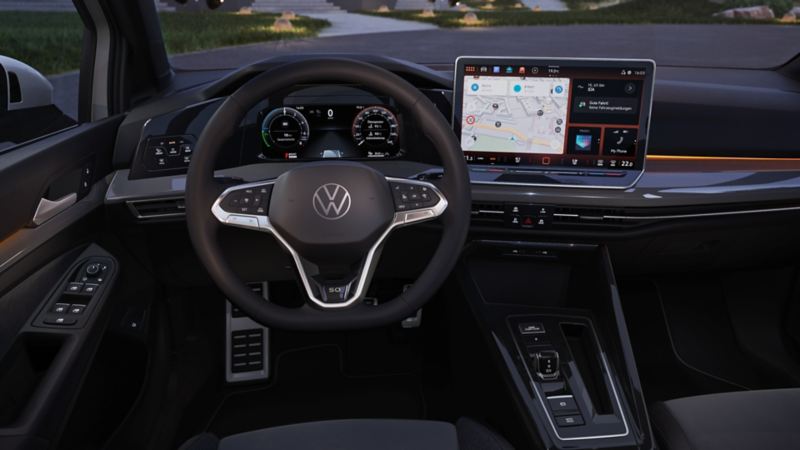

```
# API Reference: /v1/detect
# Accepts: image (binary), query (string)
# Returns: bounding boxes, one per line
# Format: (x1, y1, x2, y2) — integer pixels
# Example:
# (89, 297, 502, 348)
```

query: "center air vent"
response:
(471, 202, 643, 230)
(471, 202, 505, 224)
(553, 206, 631, 227)
(127, 197, 185, 220)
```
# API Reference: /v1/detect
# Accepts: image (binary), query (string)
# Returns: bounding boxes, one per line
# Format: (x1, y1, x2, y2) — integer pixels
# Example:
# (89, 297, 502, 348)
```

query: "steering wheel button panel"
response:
(221, 185, 273, 215)
(390, 182, 441, 212)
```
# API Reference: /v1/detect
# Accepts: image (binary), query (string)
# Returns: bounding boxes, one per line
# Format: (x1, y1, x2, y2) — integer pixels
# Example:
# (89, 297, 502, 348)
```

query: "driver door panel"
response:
(0, 113, 123, 449)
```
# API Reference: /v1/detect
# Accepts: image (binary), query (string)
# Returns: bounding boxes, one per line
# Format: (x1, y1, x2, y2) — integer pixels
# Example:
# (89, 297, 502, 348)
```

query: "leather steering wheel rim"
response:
(185, 58, 471, 331)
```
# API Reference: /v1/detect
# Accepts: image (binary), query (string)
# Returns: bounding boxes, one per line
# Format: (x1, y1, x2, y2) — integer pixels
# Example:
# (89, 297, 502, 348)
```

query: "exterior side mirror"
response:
(0, 55, 54, 113)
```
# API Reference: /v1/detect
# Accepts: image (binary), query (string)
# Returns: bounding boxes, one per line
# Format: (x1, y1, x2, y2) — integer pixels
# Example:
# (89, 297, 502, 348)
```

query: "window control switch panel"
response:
(34, 257, 115, 329)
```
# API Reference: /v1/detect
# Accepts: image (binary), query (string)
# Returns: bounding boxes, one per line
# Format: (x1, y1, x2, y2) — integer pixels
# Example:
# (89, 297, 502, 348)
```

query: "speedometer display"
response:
(260, 107, 310, 149)
(257, 103, 402, 161)
(352, 106, 399, 154)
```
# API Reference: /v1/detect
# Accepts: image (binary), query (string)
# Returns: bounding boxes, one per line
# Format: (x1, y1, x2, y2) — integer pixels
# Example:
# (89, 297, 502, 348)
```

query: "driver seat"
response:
(179, 418, 513, 450)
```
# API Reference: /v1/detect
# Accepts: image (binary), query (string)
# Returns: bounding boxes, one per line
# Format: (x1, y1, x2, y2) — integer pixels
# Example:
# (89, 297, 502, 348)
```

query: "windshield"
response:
(161, 0, 799, 71)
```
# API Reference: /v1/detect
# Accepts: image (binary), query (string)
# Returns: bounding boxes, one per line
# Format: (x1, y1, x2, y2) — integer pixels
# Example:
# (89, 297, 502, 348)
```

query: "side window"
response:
(0, 5, 83, 152)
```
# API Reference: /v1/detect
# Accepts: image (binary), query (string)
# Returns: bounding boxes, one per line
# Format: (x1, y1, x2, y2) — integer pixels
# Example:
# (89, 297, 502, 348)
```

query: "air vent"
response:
(127, 197, 185, 220)
(553, 206, 639, 228)
(8, 72, 21, 103)
(472, 202, 505, 224)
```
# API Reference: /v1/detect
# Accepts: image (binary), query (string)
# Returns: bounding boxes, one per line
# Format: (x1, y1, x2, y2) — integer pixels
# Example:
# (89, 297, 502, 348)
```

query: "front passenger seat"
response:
(651, 389, 800, 450)
(179, 417, 514, 450)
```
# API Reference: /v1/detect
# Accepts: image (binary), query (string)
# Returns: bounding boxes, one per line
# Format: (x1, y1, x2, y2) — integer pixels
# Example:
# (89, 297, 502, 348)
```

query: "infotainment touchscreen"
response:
(453, 57, 655, 188)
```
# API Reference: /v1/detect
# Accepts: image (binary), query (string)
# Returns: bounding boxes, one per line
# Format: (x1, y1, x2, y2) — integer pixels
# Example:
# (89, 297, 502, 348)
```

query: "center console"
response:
(451, 57, 655, 449)
(456, 242, 653, 449)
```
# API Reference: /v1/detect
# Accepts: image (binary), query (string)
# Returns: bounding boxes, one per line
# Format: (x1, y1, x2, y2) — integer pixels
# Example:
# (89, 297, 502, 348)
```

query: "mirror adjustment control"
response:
(85, 263, 102, 276)
(531, 349, 560, 381)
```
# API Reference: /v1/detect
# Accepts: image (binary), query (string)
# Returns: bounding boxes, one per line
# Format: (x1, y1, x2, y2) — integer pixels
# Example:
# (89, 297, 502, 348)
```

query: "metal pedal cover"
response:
(226, 282, 269, 383)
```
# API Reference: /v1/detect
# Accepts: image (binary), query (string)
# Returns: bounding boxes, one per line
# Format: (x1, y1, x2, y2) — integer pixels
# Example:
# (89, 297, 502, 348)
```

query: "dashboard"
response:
(130, 58, 655, 190)
(109, 53, 800, 236)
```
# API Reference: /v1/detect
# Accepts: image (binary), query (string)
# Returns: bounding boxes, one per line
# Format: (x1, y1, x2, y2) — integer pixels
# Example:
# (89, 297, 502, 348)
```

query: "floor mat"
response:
(205, 345, 426, 437)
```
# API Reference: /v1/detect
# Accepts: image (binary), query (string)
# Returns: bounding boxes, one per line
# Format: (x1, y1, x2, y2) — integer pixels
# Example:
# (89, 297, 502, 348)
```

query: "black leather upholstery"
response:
(180, 418, 513, 450)
(651, 389, 800, 450)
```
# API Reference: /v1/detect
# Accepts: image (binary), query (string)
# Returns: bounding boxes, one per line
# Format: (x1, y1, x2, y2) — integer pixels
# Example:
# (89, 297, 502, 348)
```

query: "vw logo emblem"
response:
(312, 183, 352, 220)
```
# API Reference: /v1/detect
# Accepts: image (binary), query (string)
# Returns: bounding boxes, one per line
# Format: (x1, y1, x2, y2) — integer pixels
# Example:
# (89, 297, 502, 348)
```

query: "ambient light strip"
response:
(647, 154, 800, 162)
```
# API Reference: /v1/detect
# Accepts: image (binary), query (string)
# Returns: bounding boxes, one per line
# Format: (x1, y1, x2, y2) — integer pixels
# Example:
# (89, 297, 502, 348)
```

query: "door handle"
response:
(32, 192, 77, 226)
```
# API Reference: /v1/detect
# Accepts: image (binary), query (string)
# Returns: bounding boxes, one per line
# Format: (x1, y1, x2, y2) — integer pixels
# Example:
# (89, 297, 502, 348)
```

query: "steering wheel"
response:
(185, 58, 471, 331)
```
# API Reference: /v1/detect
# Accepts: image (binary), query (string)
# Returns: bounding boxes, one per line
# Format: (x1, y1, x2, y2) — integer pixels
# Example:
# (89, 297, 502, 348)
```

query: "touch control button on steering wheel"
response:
(390, 182, 440, 211)
(222, 186, 272, 215)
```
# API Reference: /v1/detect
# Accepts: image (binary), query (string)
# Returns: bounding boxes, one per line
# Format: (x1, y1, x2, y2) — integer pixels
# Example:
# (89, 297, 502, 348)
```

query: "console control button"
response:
(555, 415, 584, 427)
(65, 282, 84, 294)
(505, 205, 552, 229)
(68, 305, 86, 315)
(52, 303, 70, 314)
(44, 316, 77, 326)
(522, 334, 550, 346)
(548, 396, 579, 415)
(519, 322, 545, 334)
(82, 283, 99, 295)
(144, 135, 195, 171)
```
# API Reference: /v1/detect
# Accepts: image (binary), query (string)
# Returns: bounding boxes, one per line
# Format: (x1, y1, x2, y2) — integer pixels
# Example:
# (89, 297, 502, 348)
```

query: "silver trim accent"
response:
(225, 282, 270, 383)
(32, 193, 77, 226)
(312, 183, 352, 220)
(211, 177, 448, 309)
(452, 56, 656, 190)
(553, 206, 800, 223)
(510, 319, 630, 441)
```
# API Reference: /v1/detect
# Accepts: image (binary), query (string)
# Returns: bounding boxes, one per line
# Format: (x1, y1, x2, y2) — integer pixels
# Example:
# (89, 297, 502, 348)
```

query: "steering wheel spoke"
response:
(211, 180, 275, 231)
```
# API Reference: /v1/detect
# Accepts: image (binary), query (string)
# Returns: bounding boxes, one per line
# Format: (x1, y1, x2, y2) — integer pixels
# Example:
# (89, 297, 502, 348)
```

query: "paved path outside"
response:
(171, 25, 800, 70)
(522, 0, 568, 11)
(308, 12, 438, 37)
(49, 24, 800, 116)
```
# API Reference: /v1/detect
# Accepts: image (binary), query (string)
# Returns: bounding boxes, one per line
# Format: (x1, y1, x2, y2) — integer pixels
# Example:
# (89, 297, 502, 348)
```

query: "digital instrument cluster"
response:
(257, 103, 402, 161)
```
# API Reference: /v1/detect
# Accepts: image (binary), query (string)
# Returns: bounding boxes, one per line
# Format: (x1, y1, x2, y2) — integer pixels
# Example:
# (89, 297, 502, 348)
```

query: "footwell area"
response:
(618, 267, 800, 404)
(205, 345, 426, 437)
